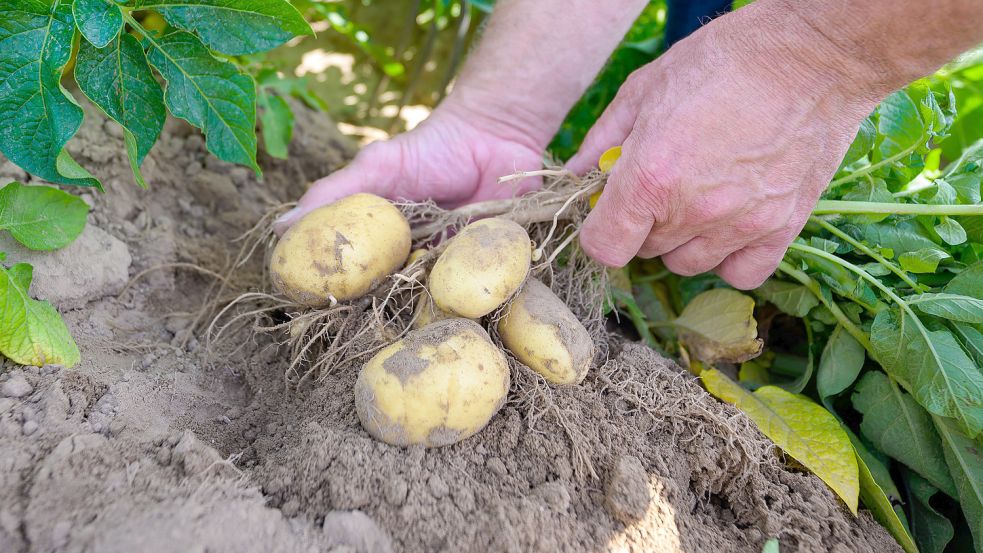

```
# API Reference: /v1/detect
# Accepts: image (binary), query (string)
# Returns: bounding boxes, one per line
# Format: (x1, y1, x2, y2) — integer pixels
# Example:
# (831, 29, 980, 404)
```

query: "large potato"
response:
(498, 279, 594, 385)
(355, 319, 510, 447)
(270, 193, 411, 306)
(428, 218, 531, 318)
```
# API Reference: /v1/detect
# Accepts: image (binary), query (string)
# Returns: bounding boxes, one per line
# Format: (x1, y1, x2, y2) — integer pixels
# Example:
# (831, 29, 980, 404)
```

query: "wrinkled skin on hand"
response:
(274, 105, 544, 235)
(568, 13, 876, 289)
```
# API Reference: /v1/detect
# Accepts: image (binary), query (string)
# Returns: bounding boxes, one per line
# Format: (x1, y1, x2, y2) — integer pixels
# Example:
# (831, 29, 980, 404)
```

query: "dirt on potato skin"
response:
(0, 101, 899, 553)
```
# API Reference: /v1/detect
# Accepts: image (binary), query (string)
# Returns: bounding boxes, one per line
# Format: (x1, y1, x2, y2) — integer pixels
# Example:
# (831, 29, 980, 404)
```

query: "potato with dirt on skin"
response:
(412, 292, 466, 329)
(355, 319, 510, 447)
(498, 278, 594, 385)
(428, 218, 531, 319)
(270, 193, 410, 306)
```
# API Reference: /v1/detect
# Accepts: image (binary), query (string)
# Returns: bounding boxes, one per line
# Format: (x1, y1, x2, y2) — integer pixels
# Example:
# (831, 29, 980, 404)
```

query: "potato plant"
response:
(0, 0, 314, 190)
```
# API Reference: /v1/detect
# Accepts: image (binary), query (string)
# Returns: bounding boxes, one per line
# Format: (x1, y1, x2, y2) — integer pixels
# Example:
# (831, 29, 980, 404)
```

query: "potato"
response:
(270, 193, 411, 306)
(428, 218, 531, 318)
(412, 293, 461, 329)
(498, 279, 594, 385)
(355, 319, 510, 447)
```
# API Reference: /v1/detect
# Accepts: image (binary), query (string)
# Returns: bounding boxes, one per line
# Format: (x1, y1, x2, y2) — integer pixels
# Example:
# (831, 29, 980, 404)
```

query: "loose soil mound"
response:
(0, 102, 899, 553)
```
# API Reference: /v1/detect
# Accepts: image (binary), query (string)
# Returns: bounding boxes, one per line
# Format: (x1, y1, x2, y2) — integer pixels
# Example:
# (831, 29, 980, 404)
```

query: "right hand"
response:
(274, 102, 546, 235)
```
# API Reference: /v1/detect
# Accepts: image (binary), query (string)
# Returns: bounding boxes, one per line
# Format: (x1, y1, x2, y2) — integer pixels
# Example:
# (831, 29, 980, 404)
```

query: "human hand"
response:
(274, 100, 545, 234)
(568, 5, 880, 289)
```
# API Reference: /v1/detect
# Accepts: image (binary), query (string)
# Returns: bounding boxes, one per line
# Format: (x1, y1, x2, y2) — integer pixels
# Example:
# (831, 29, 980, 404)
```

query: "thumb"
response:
(566, 87, 638, 174)
(274, 143, 396, 235)
(579, 159, 652, 267)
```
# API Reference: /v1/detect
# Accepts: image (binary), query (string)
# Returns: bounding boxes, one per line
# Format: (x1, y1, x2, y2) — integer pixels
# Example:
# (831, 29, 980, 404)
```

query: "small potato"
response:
(412, 293, 462, 329)
(498, 279, 594, 385)
(429, 218, 531, 318)
(355, 319, 510, 447)
(270, 193, 410, 306)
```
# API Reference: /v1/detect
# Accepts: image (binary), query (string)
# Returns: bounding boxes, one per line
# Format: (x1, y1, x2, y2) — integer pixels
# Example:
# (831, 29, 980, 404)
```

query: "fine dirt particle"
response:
(605, 455, 650, 523)
(323, 510, 395, 553)
(0, 97, 899, 553)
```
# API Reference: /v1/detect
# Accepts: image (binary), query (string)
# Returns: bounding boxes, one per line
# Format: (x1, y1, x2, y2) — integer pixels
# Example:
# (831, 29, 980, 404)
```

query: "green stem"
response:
(812, 200, 983, 216)
(809, 217, 920, 290)
(827, 141, 922, 189)
(776, 260, 873, 353)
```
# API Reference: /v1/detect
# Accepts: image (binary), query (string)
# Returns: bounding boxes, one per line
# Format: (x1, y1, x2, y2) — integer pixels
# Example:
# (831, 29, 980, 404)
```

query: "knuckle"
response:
(663, 252, 711, 277)
(621, 160, 677, 222)
(579, 231, 631, 268)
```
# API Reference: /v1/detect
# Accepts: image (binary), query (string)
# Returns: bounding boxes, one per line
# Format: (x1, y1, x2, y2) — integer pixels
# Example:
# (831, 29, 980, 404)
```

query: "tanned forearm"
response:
(438, 0, 649, 151)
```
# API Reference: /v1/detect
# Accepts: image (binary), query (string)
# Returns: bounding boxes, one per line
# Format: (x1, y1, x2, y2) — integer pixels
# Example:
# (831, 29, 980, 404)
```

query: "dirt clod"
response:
(1, 372, 32, 398)
(605, 455, 651, 523)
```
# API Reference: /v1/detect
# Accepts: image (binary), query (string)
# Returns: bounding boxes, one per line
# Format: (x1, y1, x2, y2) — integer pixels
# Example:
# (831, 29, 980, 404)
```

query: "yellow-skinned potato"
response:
(429, 218, 531, 318)
(412, 293, 463, 329)
(270, 193, 410, 306)
(355, 319, 510, 447)
(498, 279, 594, 385)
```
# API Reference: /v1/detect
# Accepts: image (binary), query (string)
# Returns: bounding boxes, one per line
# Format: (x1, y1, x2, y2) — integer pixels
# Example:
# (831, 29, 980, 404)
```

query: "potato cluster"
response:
(271, 194, 595, 448)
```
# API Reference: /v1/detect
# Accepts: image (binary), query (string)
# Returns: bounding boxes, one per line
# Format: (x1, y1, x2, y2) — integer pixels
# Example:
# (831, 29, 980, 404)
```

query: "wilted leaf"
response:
(851, 372, 956, 497)
(817, 325, 865, 401)
(0, 183, 88, 251)
(702, 369, 859, 513)
(674, 289, 763, 364)
(0, 263, 80, 367)
(755, 280, 819, 317)
(871, 308, 983, 437)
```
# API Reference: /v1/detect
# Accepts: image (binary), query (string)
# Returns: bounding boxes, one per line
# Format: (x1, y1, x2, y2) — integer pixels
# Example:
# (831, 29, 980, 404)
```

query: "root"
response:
(204, 169, 612, 399)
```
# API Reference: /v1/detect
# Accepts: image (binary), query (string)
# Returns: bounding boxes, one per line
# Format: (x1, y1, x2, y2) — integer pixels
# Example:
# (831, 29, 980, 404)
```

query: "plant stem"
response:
(809, 217, 920, 290)
(812, 200, 983, 216)
(776, 261, 873, 352)
(827, 141, 922, 189)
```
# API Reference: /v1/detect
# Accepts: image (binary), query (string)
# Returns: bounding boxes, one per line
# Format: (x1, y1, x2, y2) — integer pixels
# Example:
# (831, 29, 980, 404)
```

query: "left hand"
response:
(568, 4, 879, 289)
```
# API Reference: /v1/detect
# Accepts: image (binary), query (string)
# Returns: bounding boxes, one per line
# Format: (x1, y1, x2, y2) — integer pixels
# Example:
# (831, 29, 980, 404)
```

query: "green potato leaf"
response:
(72, 0, 122, 48)
(755, 279, 819, 318)
(934, 417, 983, 550)
(0, 263, 80, 367)
(945, 173, 982, 204)
(0, 182, 88, 251)
(908, 292, 983, 323)
(935, 217, 967, 246)
(876, 90, 930, 159)
(848, 431, 918, 553)
(0, 0, 100, 188)
(146, 31, 260, 174)
(870, 308, 983, 438)
(841, 117, 877, 167)
(702, 369, 859, 514)
(133, 0, 313, 55)
(898, 248, 951, 274)
(904, 470, 954, 553)
(851, 372, 957, 497)
(945, 260, 983, 297)
(950, 322, 983, 365)
(259, 90, 294, 159)
(862, 221, 945, 258)
(75, 34, 166, 188)
(816, 325, 865, 401)
(674, 289, 763, 364)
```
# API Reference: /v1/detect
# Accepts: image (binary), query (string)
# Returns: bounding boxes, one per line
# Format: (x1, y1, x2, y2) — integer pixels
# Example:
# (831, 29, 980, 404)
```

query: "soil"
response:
(0, 102, 900, 553)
